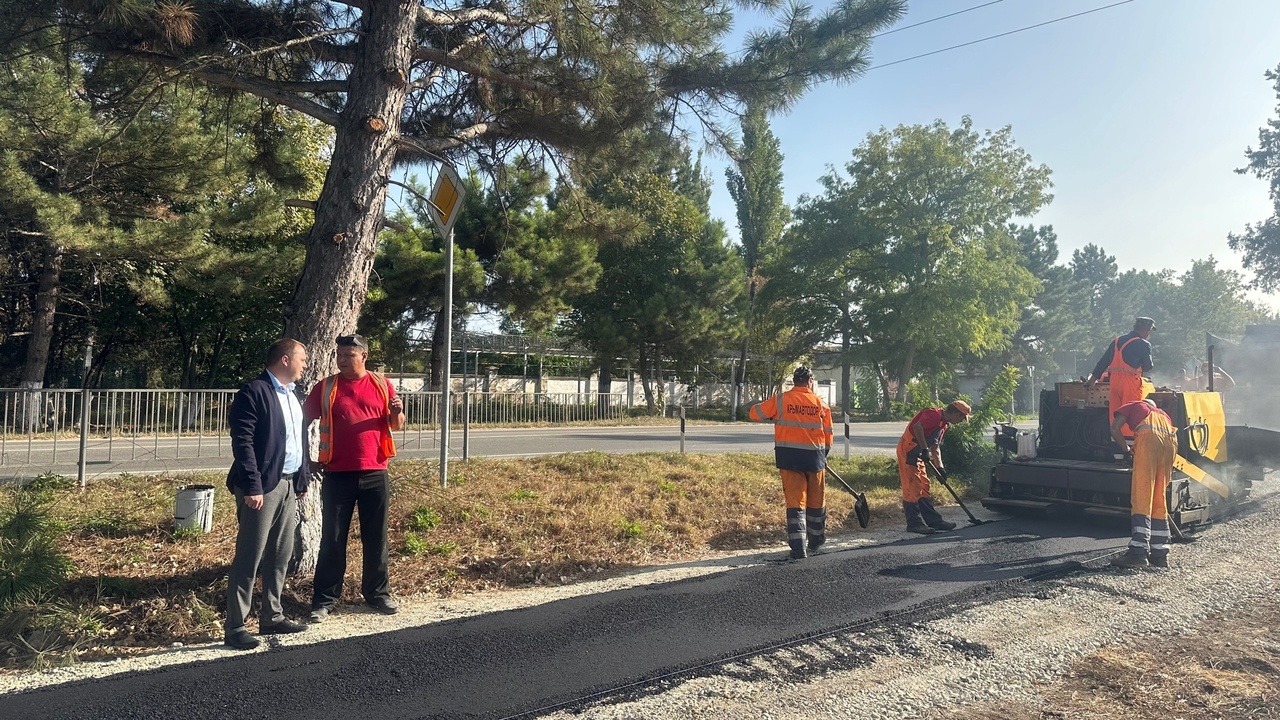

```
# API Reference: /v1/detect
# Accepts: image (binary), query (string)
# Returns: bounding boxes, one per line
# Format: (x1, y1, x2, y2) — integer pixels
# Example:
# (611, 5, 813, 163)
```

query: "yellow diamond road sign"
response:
(428, 164, 465, 236)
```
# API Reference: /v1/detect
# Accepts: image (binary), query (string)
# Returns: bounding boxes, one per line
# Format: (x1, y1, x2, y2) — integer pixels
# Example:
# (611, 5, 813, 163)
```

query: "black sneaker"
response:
(807, 537, 825, 554)
(260, 618, 307, 634)
(367, 597, 399, 615)
(223, 629, 261, 651)
(927, 519, 957, 531)
(906, 522, 936, 535)
(1149, 552, 1169, 568)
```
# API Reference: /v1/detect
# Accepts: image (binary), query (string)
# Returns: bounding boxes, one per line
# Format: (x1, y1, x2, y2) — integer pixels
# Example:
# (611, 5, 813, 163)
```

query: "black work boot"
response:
(806, 508, 827, 554)
(903, 502, 936, 535)
(1110, 548, 1149, 568)
(786, 508, 807, 559)
(1149, 550, 1169, 568)
(918, 497, 957, 531)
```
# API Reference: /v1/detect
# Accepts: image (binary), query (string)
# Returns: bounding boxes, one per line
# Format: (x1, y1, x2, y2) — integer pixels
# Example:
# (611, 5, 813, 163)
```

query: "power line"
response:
(873, 0, 1005, 38)
(869, 0, 1139, 71)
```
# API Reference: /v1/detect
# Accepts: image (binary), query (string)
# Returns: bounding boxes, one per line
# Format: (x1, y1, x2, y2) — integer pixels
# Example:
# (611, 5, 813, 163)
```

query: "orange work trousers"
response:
(780, 469, 825, 510)
(1129, 414, 1177, 553)
(1108, 370, 1144, 427)
(896, 431, 932, 503)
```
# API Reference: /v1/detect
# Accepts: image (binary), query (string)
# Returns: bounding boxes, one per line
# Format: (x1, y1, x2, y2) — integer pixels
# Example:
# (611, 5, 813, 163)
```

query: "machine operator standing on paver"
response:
(1084, 316, 1156, 426)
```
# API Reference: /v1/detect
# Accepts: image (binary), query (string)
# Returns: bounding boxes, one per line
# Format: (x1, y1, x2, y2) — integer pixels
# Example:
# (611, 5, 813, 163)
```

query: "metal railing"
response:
(0, 388, 633, 469)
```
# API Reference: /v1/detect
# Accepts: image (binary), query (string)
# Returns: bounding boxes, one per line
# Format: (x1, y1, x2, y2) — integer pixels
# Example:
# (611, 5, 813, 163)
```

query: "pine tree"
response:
(6, 0, 906, 381)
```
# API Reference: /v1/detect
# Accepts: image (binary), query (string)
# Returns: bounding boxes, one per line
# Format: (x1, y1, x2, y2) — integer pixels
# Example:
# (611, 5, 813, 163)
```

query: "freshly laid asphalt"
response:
(1, 516, 1125, 720)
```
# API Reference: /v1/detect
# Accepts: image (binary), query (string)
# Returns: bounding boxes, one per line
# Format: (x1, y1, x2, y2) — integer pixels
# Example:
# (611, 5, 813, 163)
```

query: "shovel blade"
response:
(854, 492, 870, 528)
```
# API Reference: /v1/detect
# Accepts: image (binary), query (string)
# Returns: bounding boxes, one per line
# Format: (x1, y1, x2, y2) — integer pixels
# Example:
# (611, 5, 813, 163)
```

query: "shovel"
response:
(923, 460, 989, 526)
(824, 465, 870, 528)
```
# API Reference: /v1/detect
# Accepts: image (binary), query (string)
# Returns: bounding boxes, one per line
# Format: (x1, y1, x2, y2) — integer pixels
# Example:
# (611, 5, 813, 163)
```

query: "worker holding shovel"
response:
(749, 366, 834, 560)
(896, 400, 971, 534)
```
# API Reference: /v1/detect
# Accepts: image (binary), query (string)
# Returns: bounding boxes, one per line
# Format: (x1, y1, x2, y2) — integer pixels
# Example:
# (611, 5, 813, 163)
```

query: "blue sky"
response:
(703, 0, 1280, 307)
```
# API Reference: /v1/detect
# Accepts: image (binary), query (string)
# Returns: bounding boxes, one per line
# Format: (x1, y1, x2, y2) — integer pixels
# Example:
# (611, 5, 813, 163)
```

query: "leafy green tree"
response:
(725, 101, 788, 401)
(0, 35, 325, 390)
(567, 160, 745, 411)
(772, 118, 1049, 407)
(1230, 63, 1280, 290)
(12, 0, 906, 383)
(362, 163, 599, 389)
(1156, 258, 1271, 374)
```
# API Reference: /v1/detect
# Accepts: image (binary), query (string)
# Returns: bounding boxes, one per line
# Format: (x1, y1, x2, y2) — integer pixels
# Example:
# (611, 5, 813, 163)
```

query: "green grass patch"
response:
(409, 505, 442, 532)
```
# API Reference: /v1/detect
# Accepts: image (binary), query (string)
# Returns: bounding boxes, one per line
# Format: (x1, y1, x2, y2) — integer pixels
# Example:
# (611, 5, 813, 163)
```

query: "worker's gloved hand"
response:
(825, 445, 831, 457)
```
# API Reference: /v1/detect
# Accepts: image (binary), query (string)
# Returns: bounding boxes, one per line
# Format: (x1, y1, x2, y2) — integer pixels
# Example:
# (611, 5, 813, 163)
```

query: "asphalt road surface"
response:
(0, 421, 930, 479)
(0, 516, 1124, 720)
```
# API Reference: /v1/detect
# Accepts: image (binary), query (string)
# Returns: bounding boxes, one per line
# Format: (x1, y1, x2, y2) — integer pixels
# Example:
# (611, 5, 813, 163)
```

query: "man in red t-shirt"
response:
(303, 334, 405, 622)
(896, 401, 971, 534)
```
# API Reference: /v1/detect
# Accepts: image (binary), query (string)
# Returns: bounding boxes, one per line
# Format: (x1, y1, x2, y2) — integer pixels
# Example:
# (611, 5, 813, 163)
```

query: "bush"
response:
(942, 365, 1020, 480)
(0, 487, 73, 610)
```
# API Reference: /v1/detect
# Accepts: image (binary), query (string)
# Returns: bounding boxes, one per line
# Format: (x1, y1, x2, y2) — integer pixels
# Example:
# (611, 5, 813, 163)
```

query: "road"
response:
(0, 421, 926, 479)
(0, 514, 1124, 720)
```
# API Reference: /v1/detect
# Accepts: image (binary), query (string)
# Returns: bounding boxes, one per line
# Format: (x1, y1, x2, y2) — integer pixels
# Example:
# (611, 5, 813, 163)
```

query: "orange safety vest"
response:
(317, 370, 397, 465)
(1107, 336, 1146, 420)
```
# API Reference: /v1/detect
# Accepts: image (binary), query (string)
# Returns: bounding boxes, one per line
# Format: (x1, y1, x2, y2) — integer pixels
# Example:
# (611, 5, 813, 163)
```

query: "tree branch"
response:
(410, 47, 557, 98)
(123, 51, 344, 127)
(418, 6, 545, 27)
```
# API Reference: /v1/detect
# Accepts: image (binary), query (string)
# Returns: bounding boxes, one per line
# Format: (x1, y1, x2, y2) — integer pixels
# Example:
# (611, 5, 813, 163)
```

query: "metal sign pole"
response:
(77, 334, 93, 490)
(438, 226, 454, 488)
(388, 168, 465, 489)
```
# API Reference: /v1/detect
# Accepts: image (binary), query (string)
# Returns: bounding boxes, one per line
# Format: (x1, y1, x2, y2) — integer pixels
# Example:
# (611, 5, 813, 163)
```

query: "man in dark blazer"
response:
(224, 338, 311, 650)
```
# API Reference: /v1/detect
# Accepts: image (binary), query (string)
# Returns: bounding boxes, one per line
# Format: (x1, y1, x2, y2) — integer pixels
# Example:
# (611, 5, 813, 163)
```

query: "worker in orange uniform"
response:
(897, 401, 970, 534)
(1084, 317, 1155, 426)
(748, 366, 834, 560)
(1108, 399, 1178, 569)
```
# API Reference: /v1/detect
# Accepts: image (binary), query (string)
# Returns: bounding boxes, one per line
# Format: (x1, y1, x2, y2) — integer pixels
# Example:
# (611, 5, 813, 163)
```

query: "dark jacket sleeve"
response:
(228, 384, 265, 496)
(1090, 340, 1115, 379)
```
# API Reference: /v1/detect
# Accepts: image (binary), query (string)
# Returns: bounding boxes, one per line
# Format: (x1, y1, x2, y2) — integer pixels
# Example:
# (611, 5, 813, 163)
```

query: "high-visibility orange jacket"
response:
(749, 385, 833, 471)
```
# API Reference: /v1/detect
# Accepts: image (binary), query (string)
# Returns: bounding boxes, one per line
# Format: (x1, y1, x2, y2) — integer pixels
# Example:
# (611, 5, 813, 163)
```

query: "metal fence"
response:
(0, 388, 632, 469)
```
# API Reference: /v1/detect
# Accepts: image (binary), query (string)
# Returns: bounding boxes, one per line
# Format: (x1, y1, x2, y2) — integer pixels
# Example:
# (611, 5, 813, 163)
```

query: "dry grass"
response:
(12, 452, 924, 661)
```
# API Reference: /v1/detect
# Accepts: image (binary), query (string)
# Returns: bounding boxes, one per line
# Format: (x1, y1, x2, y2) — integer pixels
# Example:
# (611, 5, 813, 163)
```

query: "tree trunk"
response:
(284, 2, 418, 388)
(18, 243, 62, 432)
(737, 277, 756, 387)
(840, 332, 851, 417)
(429, 307, 447, 391)
(639, 346, 656, 412)
(896, 340, 917, 404)
(874, 360, 890, 417)
(284, 2, 418, 577)
(596, 356, 613, 417)
(19, 242, 63, 390)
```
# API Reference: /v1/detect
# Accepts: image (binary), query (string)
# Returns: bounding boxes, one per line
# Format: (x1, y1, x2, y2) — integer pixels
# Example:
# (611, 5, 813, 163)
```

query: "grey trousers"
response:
(225, 477, 297, 633)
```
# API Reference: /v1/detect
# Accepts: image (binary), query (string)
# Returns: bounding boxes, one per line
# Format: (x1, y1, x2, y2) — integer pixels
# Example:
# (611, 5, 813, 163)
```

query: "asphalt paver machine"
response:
(984, 382, 1279, 527)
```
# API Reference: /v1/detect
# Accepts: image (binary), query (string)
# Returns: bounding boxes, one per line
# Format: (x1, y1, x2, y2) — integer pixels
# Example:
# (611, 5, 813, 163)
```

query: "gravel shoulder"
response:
(4, 486, 1277, 720)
